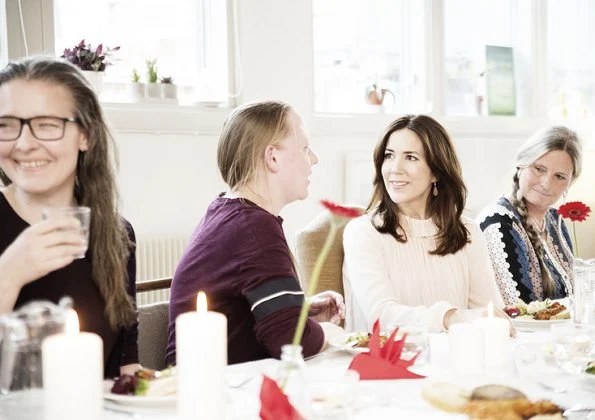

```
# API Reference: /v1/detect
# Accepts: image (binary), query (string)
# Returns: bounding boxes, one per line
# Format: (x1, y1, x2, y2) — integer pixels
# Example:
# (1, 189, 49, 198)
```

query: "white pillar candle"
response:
(474, 302, 510, 372)
(449, 323, 484, 375)
(42, 310, 103, 420)
(177, 292, 227, 420)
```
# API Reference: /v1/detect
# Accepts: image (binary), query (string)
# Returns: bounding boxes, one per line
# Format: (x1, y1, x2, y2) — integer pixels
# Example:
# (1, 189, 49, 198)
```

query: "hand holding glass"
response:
(41, 207, 91, 259)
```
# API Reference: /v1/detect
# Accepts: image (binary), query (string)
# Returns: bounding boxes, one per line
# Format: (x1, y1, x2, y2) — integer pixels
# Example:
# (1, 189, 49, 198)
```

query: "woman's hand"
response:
(0, 217, 87, 288)
(308, 291, 345, 325)
(444, 307, 516, 337)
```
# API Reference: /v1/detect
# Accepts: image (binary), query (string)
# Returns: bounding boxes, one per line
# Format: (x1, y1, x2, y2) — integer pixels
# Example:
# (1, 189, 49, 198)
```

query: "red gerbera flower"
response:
(558, 201, 592, 222)
(320, 200, 364, 219)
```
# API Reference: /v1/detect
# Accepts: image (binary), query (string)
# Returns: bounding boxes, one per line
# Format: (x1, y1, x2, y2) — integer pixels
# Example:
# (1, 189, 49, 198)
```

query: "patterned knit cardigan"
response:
(477, 196, 574, 305)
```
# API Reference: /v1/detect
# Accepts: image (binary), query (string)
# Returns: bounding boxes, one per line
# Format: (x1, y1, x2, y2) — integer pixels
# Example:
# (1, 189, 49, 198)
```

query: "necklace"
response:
(530, 217, 546, 234)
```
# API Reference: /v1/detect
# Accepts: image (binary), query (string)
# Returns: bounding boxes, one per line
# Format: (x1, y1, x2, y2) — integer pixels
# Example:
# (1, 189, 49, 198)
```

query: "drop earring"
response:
(432, 182, 438, 197)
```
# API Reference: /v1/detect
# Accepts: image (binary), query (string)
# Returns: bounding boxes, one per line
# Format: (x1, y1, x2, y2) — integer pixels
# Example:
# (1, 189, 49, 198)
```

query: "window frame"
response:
(3, 0, 591, 138)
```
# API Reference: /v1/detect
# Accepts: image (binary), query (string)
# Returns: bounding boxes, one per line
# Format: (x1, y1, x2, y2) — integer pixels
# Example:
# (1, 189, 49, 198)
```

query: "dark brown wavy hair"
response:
(368, 114, 469, 255)
(0, 57, 135, 330)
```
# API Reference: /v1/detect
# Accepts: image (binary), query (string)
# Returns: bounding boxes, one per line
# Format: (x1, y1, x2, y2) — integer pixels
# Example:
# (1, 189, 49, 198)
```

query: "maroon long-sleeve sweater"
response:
(165, 195, 323, 365)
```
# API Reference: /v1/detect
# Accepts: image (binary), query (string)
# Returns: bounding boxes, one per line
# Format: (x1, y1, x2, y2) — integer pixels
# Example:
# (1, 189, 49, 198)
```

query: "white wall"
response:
(8, 0, 590, 257)
(110, 108, 595, 258)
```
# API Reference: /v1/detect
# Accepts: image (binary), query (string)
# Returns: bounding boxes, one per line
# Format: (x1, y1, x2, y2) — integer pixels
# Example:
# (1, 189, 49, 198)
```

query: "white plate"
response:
(103, 381, 175, 407)
(581, 371, 595, 384)
(327, 332, 369, 354)
(512, 316, 570, 329)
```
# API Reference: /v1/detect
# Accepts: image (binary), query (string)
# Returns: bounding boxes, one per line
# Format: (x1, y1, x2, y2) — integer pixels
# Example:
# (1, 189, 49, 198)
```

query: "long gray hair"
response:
(510, 126, 582, 296)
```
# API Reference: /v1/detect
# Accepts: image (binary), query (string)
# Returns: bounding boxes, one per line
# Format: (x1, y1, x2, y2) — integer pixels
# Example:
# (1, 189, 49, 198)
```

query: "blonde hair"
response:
(0, 57, 135, 329)
(217, 101, 293, 190)
(510, 126, 582, 297)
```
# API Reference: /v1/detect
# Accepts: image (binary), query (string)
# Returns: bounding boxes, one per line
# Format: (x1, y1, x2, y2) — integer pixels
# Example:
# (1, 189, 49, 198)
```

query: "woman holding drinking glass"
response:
(0, 57, 139, 377)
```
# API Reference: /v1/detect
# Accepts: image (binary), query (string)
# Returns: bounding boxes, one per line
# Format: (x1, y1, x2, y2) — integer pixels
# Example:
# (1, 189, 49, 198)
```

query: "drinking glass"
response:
(551, 323, 595, 374)
(572, 258, 595, 325)
(41, 206, 91, 259)
(309, 369, 359, 419)
(398, 325, 429, 365)
(513, 343, 547, 379)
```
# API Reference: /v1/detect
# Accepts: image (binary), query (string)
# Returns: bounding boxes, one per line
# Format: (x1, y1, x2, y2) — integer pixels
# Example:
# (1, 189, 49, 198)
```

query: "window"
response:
(53, 0, 229, 103)
(313, 0, 404, 113)
(547, 0, 595, 119)
(443, 0, 516, 116)
(313, 0, 595, 119)
(0, 1, 7, 68)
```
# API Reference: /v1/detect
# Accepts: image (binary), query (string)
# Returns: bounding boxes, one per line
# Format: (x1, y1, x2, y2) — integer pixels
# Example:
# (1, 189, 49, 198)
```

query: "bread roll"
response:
(470, 384, 526, 401)
(421, 381, 470, 413)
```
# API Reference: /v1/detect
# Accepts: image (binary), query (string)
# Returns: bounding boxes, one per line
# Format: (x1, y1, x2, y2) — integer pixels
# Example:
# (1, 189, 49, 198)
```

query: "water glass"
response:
(41, 206, 91, 259)
(309, 370, 359, 419)
(398, 325, 429, 364)
(513, 343, 547, 379)
(572, 259, 595, 325)
(0, 298, 71, 395)
(551, 323, 595, 375)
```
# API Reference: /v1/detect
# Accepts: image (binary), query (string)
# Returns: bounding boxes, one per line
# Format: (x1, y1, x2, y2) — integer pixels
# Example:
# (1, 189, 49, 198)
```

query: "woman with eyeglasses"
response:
(0, 57, 140, 378)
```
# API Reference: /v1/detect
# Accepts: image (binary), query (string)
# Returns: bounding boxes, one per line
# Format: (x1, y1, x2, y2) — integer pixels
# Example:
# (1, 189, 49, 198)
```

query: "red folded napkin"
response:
(348, 320, 426, 380)
(259, 375, 305, 420)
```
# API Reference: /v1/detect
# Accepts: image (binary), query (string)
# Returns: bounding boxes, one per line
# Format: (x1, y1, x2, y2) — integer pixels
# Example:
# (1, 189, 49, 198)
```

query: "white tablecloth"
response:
(1, 331, 594, 419)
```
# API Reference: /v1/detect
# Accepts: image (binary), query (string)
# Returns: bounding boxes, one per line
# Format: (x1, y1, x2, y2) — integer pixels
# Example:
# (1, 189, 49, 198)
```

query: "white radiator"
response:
(135, 234, 190, 305)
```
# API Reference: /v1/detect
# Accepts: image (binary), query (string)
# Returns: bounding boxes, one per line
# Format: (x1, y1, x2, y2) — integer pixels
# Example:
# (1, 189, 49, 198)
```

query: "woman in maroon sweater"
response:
(0, 57, 139, 378)
(167, 101, 345, 365)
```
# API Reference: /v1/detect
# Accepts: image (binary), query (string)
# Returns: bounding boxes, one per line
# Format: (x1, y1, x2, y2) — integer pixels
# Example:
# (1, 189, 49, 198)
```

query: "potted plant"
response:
(159, 76, 177, 100)
(129, 68, 144, 101)
(144, 59, 159, 98)
(61, 39, 119, 94)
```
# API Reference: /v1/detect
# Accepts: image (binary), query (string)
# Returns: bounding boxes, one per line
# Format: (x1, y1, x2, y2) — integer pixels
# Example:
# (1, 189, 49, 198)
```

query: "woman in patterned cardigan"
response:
(477, 126, 582, 305)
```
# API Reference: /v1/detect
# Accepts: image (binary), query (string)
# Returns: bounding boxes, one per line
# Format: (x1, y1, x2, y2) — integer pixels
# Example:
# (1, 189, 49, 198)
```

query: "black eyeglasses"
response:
(0, 116, 79, 142)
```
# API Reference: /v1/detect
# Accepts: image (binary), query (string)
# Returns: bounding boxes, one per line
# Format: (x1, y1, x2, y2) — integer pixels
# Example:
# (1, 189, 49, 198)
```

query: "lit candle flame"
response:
(197, 291, 207, 312)
(65, 309, 80, 334)
(487, 301, 494, 319)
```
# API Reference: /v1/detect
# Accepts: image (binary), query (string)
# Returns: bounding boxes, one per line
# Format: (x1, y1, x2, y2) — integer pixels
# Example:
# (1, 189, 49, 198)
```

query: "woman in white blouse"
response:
(343, 114, 508, 333)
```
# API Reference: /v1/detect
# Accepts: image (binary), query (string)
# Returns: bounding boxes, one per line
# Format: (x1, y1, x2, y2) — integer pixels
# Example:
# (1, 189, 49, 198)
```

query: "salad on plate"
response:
(108, 367, 176, 398)
(504, 299, 570, 321)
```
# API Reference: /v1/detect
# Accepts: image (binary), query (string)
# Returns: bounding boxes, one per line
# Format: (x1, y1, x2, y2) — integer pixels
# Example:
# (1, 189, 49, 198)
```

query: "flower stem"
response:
(573, 222, 580, 258)
(291, 223, 338, 347)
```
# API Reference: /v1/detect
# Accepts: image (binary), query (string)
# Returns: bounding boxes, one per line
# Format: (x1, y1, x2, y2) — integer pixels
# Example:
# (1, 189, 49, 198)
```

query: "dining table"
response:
(1, 328, 594, 419)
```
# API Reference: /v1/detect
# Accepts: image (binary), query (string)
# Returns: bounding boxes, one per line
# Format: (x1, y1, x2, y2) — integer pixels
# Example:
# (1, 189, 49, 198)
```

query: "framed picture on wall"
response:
(486, 45, 516, 116)
(345, 152, 374, 206)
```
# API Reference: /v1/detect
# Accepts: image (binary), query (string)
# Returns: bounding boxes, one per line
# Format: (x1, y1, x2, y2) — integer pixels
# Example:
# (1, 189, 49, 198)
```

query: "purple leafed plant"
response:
(61, 39, 120, 72)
